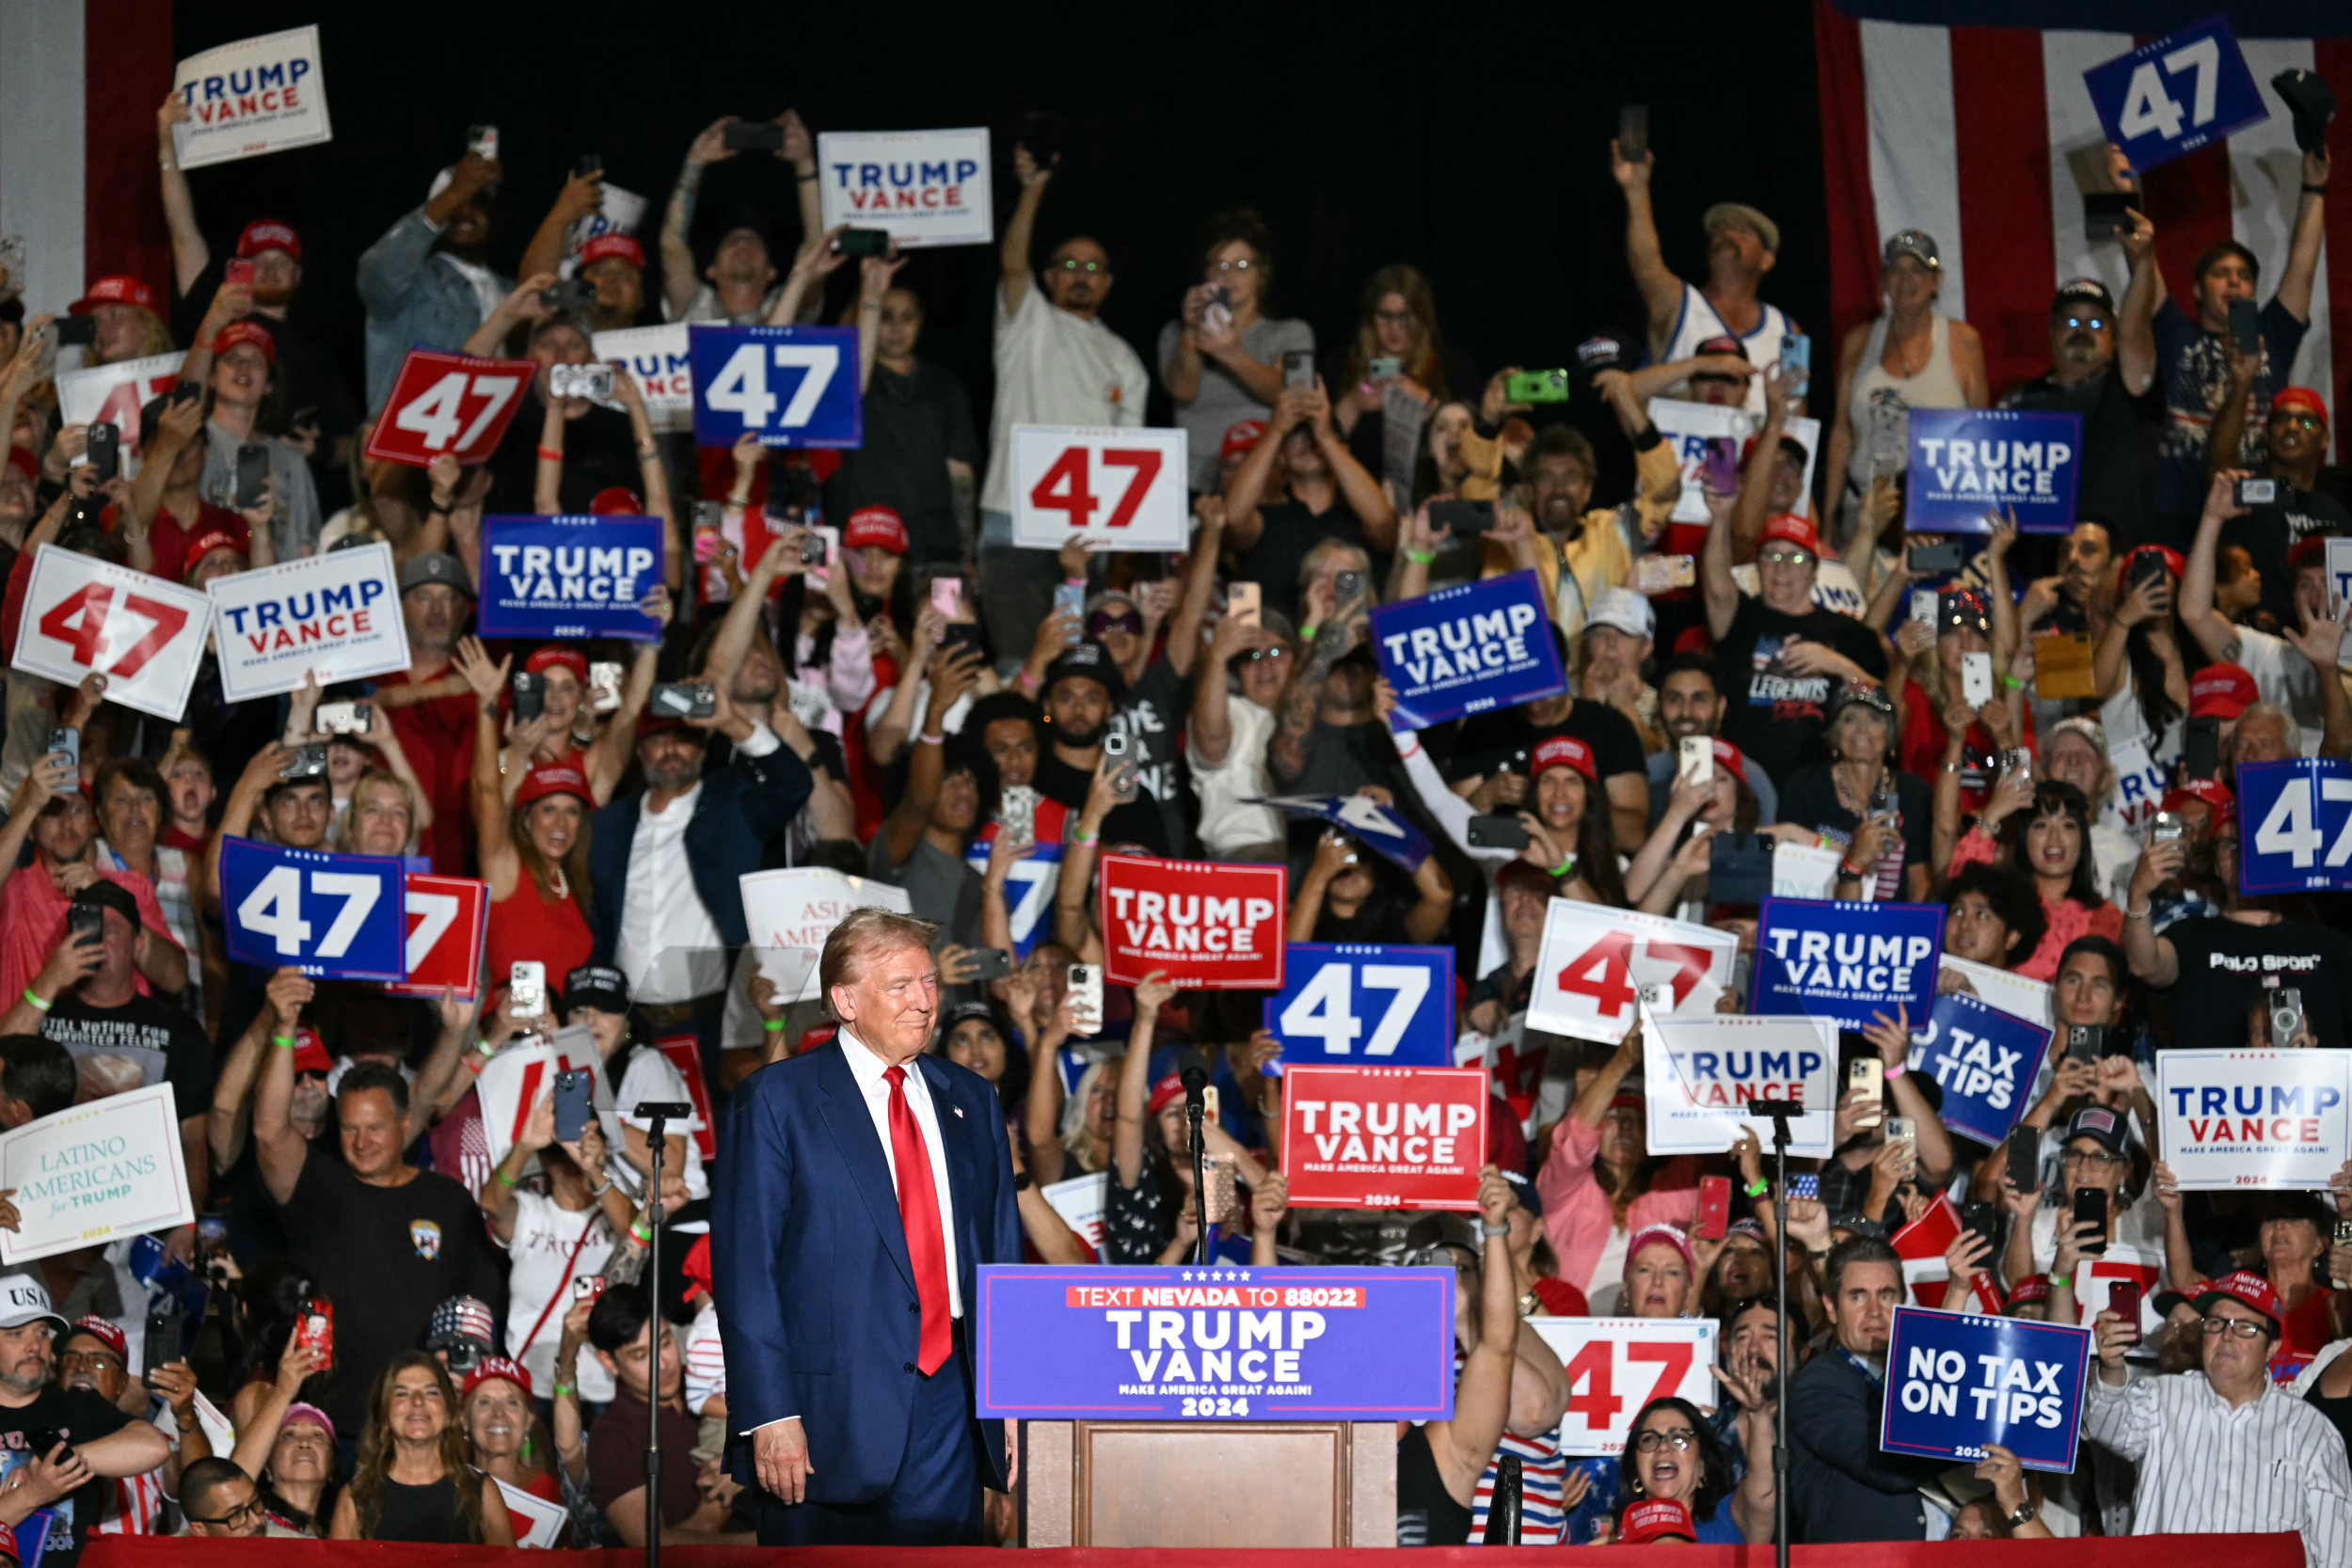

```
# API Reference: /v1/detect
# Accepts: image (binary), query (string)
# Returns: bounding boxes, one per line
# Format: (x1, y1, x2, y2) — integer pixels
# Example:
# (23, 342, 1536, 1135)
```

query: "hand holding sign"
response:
(365, 350, 535, 467)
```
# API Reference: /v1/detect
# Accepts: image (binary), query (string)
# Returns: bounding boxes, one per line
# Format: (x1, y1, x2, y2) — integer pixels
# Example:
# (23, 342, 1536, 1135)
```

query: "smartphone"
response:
(998, 786, 1038, 847)
(1907, 539, 1963, 576)
(2237, 476, 2279, 507)
(552, 1068, 592, 1145)
(1102, 730, 1137, 800)
(1503, 369, 1570, 404)
(1708, 832, 1774, 904)
(1201, 1153, 1239, 1226)
(2272, 987, 2308, 1050)
(1909, 589, 1938, 627)
(2083, 190, 2140, 242)
(2185, 714, 2220, 781)
(234, 442, 271, 508)
(1778, 334, 1811, 396)
(292, 1297, 333, 1365)
(1849, 1057, 1883, 1127)
(2107, 1278, 2143, 1339)
(548, 361, 613, 399)
(1333, 569, 1366, 609)
(1426, 499, 1496, 537)
(467, 124, 499, 161)
(1226, 581, 1261, 626)
(2127, 546, 2170, 593)
(2072, 1186, 2108, 1255)
(46, 727, 78, 771)
(2151, 811, 2184, 844)
(53, 316, 97, 349)
(573, 1275, 608, 1303)
(1617, 103, 1649, 163)
(1066, 964, 1103, 1036)
(67, 902, 103, 949)
(86, 422, 120, 485)
(1366, 355, 1403, 381)
(940, 622, 986, 660)
(574, 152, 603, 178)
(834, 228, 891, 257)
(2228, 296, 2262, 357)
(314, 701, 371, 736)
(224, 257, 258, 291)
(1634, 554, 1696, 594)
(1677, 735, 1713, 785)
(511, 670, 546, 724)
(723, 121, 784, 152)
(1884, 1115, 1917, 1147)
(509, 960, 547, 1020)
(798, 530, 830, 567)
(24, 1429, 73, 1465)
(1053, 580, 1086, 643)
(1787, 1173, 1819, 1201)
(930, 576, 963, 618)
(1696, 1175, 1731, 1241)
(2335, 1219, 2352, 1289)
(1697, 436, 1739, 495)
(1961, 1200, 2000, 1249)
(589, 661, 623, 713)
(2066, 1023, 2106, 1063)
(967, 947, 1013, 982)
(1467, 814, 1532, 850)
(278, 743, 327, 780)
(649, 680, 716, 720)
(542, 277, 598, 314)
(1960, 651, 1994, 708)
(1281, 350, 1317, 390)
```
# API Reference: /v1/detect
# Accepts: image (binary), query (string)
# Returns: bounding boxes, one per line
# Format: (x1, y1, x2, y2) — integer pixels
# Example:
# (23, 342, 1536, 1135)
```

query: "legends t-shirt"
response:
(2161, 914, 2352, 1053)
(40, 990, 211, 1108)
(0, 1386, 134, 1568)
(1713, 594, 1888, 792)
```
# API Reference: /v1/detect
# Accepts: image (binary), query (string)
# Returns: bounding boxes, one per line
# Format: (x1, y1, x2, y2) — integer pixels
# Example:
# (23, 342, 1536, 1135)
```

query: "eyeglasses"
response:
(1051, 258, 1105, 274)
(1086, 611, 1142, 637)
(57, 1350, 121, 1374)
(2201, 1316, 2268, 1339)
(2277, 412, 2326, 431)
(1758, 548, 1811, 568)
(1635, 1428, 1697, 1453)
(1241, 644, 1291, 664)
(1373, 309, 1416, 327)
(1211, 258, 1256, 273)
(191, 1497, 262, 1529)
(2059, 314, 2108, 332)
(2062, 1148, 2128, 1168)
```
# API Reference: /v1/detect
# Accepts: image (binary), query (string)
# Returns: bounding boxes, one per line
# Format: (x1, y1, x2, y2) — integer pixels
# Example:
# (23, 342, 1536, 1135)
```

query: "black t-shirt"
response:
(1452, 699, 1647, 788)
(171, 263, 362, 449)
(2159, 915, 2352, 1053)
(2221, 483, 2352, 627)
(276, 1151, 504, 1435)
(1998, 363, 2161, 548)
(1713, 594, 1888, 794)
(483, 396, 641, 516)
(0, 1385, 134, 1568)
(1032, 753, 1171, 857)
(1238, 498, 1366, 624)
(1114, 659, 1196, 859)
(823, 361, 978, 567)
(1775, 762, 1932, 884)
(40, 990, 211, 1110)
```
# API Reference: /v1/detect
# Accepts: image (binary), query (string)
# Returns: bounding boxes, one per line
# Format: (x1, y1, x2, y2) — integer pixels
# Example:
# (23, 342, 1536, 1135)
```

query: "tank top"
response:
(487, 871, 593, 991)
(373, 1475, 470, 1544)
(1842, 311, 1968, 496)
(1396, 1423, 1475, 1545)
(1657, 282, 1792, 418)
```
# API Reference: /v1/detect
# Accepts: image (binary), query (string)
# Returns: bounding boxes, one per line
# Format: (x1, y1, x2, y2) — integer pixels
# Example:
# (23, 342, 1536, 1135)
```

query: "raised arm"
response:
(1314, 384, 1400, 552)
(517, 169, 606, 289)
(2114, 198, 2162, 398)
(856, 254, 905, 393)
(1699, 487, 1740, 641)
(1730, 368, 1800, 558)
(1163, 497, 1226, 680)
(1612, 140, 1684, 347)
(2179, 471, 2249, 667)
(155, 96, 209, 293)
(999, 146, 1054, 316)
(763, 224, 848, 328)
(453, 638, 518, 891)
(2278, 148, 2329, 323)
(1219, 387, 1301, 554)
(1109, 972, 1172, 1189)
(660, 122, 738, 322)
(205, 999, 278, 1176)
(248, 971, 316, 1206)
(1427, 1169, 1523, 1500)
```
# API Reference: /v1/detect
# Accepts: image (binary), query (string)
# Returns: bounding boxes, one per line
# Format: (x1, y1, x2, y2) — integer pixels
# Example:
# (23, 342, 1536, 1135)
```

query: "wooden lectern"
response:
(1020, 1418, 1395, 1546)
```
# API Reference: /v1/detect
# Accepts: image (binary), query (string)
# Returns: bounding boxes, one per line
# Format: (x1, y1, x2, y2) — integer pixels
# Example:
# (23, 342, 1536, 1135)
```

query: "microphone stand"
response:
(635, 1101, 691, 1568)
(1181, 1067, 1210, 1266)
(1750, 1097, 1803, 1568)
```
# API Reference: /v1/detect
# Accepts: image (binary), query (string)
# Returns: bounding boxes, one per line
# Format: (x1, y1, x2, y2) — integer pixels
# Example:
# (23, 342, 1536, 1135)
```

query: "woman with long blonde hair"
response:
(330, 1353, 515, 1544)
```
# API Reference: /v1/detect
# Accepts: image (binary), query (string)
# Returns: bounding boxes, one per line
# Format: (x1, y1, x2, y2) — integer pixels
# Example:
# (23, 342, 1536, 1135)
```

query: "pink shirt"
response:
(0, 863, 183, 1006)
(1535, 1112, 1702, 1296)
(1950, 828, 2124, 981)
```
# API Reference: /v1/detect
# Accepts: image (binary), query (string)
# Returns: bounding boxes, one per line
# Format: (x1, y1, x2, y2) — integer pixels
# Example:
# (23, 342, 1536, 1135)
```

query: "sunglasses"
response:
(2059, 314, 2108, 332)
(1086, 611, 1142, 637)
(1758, 548, 1812, 568)
(1051, 258, 1106, 275)
(1241, 643, 1292, 664)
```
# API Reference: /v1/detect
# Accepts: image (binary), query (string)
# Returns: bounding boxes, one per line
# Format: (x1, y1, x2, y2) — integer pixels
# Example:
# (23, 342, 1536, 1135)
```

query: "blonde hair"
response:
(1060, 1056, 1120, 1173)
(332, 769, 423, 855)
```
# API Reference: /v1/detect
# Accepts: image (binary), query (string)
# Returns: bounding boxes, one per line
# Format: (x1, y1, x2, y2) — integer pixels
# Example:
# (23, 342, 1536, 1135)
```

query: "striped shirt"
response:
(1469, 1431, 1568, 1544)
(2084, 1369, 2352, 1567)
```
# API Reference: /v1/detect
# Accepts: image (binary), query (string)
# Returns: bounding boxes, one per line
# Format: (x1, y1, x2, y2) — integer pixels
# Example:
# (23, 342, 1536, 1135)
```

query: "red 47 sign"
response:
(1009, 425, 1188, 551)
(11, 546, 212, 721)
(386, 875, 488, 1002)
(363, 348, 536, 467)
(1522, 902, 1740, 1046)
(1526, 1319, 1719, 1456)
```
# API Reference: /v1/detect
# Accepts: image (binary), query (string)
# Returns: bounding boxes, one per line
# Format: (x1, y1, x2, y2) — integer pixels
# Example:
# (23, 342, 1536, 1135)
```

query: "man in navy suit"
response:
(711, 906, 1020, 1545)
(1787, 1235, 1944, 1541)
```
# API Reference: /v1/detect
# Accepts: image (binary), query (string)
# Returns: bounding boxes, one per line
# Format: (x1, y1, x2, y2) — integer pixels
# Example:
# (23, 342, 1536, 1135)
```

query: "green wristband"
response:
(495, 1169, 518, 1189)
(271, 1035, 296, 1049)
(552, 1382, 576, 1399)
(2048, 1273, 2073, 1290)
(1406, 548, 1436, 565)
(1744, 1178, 1769, 1198)
(21, 990, 48, 1014)
(762, 1018, 787, 1033)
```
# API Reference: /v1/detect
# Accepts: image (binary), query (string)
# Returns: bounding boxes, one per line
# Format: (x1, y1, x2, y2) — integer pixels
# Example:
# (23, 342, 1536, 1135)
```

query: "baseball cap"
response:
(681, 1233, 714, 1304)
(290, 1026, 331, 1076)
(1941, 587, 1994, 637)
(72, 878, 139, 931)
(2288, 536, 2333, 575)
(213, 320, 276, 364)
(182, 525, 247, 579)
(0, 1274, 66, 1334)
(1883, 229, 1941, 270)
(1703, 202, 1780, 255)
(1041, 639, 1126, 703)
(1147, 1072, 1186, 1117)
(1625, 1223, 1697, 1280)
(282, 1402, 335, 1441)
(1220, 420, 1266, 460)
(2053, 277, 2116, 314)
(2006, 1275, 2052, 1311)
(2274, 387, 2329, 428)
(2192, 1269, 2283, 1335)
(2065, 1103, 2128, 1156)
(843, 505, 908, 554)
(515, 761, 592, 810)
(1709, 738, 1749, 784)
(235, 220, 303, 262)
(589, 486, 642, 516)
(1575, 334, 1629, 374)
(580, 233, 644, 270)
(1623, 1497, 1698, 1544)
(426, 1295, 497, 1362)
(525, 645, 589, 684)
(2160, 777, 2235, 828)
(564, 964, 630, 1016)
(63, 1315, 126, 1361)
(1497, 1168, 1544, 1219)
(1757, 513, 1820, 560)
(399, 551, 475, 598)
(2188, 663, 2258, 721)
(1834, 683, 1898, 724)
(69, 276, 158, 316)
(1692, 333, 1750, 363)
(462, 1356, 532, 1402)
(1531, 735, 1597, 783)
(1583, 587, 1655, 641)
(943, 999, 997, 1033)
(797, 1023, 838, 1055)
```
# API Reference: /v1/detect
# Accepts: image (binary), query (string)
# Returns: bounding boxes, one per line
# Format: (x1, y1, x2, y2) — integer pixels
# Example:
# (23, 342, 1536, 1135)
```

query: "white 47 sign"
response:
(1011, 425, 1188, 550)
(1526, 1319, 1719, 1456)
(1523, 902, 1739, 1045)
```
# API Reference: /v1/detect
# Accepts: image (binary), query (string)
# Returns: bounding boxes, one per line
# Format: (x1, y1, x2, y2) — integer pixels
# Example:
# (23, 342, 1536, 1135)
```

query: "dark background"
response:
(173, 1, 1829, 443)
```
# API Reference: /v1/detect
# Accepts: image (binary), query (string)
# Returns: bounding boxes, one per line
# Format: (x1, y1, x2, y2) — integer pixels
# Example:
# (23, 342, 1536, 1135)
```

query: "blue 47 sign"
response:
(2240, 758, 2352, 895)
(1264, 945, 1454, 1067)
(689, 325, 861, 449)
(220, 837, 408, 980)
(2083, 16, 2267, 174)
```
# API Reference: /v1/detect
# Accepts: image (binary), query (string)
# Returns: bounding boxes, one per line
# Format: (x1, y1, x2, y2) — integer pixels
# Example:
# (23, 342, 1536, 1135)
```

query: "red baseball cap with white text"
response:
(235, 220, 302, 261)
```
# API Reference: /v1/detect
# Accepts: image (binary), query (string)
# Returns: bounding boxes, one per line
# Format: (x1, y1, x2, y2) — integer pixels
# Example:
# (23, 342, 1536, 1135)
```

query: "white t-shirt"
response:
(2233, 624, 2333, 755)
(981, 280, 1150, 515)
(614, 1045, 708, 1201)
(1185, 694, 1281, 854)
(501, 1189, 619, 1402)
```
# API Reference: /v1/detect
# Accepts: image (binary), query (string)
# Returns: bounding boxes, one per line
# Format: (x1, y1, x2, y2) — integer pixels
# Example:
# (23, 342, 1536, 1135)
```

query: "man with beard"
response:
(1711, 1293, 1804, 1500)
(1613, 137, 1794, 418)
(1523, 367, 1682, 633)
(2207, 386, 2351, 628)
(1999, 274, 2162, 548)
(658, 111, 822, 325)
(0, 1275, 167, 1567)
(1645, 655, 1778, 827)
(358, 147, 514, 412)
(695, 538, 858, 848)
(1025, 642, 1168, 855)
(377, 553, 483, 874)
(590, 697, 813, 1090)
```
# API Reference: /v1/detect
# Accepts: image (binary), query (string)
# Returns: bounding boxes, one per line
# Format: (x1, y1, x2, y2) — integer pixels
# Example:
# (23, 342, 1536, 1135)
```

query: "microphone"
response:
(633, 1101, 693, 1120)
(1748, 1098, 1804, 1119)
(1180, 1067, 1208, 1115)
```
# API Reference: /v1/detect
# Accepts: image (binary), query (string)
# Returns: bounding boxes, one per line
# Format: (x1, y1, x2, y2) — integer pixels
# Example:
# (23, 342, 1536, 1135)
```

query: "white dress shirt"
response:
(615, 723, 780, 1002)
(837, 1025, 962, 1319)
(2084, 1368, 2352, 1566)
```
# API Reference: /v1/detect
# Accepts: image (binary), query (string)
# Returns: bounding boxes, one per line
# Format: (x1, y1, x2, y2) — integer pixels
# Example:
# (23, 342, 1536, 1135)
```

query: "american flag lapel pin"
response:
(953, 1105, 964, 1118)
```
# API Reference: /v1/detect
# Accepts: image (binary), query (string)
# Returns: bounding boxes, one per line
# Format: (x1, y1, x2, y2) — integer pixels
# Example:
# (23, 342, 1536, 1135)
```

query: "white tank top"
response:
(1657, 281, 1793, 418)
(1842, 309, 1968, 494)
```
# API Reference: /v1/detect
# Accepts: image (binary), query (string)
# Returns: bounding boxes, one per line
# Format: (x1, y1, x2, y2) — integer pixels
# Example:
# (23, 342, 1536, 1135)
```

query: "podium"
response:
(1020, 1418, 1394, 1546)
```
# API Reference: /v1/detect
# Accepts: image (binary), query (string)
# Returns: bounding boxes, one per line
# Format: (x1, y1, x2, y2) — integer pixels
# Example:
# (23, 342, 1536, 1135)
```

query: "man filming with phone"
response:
(356, 139, 513, 412)
(0, 1275, 168, 1567)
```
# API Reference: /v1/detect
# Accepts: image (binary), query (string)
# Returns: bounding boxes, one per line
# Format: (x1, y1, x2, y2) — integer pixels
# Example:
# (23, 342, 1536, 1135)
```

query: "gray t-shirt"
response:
(200, 421, 322, 560)
(866, 832, 983, 952)
(1156, 315, 1314, 492)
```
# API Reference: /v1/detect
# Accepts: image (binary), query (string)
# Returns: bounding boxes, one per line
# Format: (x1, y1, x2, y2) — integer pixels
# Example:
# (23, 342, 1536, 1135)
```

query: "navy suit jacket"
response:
(587, 739, 812, 961)
(710, 1038, 1021, 1503)
(1787, 1348, 1943, 1542)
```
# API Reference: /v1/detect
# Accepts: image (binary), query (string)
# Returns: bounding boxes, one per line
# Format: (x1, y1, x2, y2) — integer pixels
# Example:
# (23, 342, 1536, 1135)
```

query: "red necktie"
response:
(883, 1064, 953, 1375)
